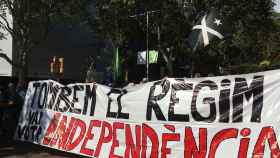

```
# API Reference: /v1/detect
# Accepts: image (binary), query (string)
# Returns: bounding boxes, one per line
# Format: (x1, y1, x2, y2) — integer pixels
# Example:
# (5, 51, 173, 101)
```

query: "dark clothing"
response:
(0, 91, 6, 102)
(0, 85, 25, 136)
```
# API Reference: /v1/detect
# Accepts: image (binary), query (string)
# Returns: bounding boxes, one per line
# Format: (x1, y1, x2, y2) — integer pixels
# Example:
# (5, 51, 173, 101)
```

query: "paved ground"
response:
(0, 95, 87, 157)
(0, 103, 92, 158)
(0, 138, 84, 158)
(0, 111, 85, 158)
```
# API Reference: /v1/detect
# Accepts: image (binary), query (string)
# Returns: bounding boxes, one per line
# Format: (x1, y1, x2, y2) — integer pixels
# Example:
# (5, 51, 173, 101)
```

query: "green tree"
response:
(203, 0, 279, 74)
(93, 0, 279, 77)
(95, 0, 192, 77)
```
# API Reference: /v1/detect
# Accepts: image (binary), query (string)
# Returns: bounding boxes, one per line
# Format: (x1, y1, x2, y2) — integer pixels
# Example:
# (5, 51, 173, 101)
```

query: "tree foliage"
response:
(95, 0, 280, 76)
(95, 0, 192, 76)
(201, 0, 279, 74)
(0, 0, 278, 81)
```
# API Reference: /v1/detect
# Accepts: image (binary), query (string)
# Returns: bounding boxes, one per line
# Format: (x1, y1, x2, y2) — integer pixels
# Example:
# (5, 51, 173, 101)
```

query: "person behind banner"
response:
(16, 80, 27, 102)
(14, 80, 27, 123)
(103, 67, 113, 86)
(0, 83, 15, 136)
(1, 82, 24, 136)
(0, 85, 7, 136)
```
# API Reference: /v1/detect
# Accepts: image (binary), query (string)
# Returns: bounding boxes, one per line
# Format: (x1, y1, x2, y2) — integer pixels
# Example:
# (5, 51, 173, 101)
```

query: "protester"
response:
(16, 80, 27, 102)
(0, 85, 7, 136)
(103, 67, 113, 86)
(0, 85, 6, 102)
(6, 83, 16, 105)
(0, 81, 26, 137)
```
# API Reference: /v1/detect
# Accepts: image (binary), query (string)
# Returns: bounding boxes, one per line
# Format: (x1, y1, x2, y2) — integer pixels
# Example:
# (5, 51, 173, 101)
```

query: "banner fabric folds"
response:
(15, 69, 280, 158)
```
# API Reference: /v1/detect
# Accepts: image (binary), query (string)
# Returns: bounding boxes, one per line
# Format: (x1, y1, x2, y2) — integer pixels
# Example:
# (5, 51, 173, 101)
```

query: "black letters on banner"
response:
(25, 75, 265, 128)
(146, 79, 170, 121)
(70, 85, 84, 114)
(168, 79, 193, 122)
(54, 87, 73, 113)
(233, 76, 264, 122)
(191, 80, 218, 122)
(47, 82, 60, 110)
(17, 111, 43, 142)
(37, 82, 48, 109)
(106, 88, 129, 119)
(219, 79, 231, 122)
(31, 82, 41, 108)
(84, 85, 96, 116)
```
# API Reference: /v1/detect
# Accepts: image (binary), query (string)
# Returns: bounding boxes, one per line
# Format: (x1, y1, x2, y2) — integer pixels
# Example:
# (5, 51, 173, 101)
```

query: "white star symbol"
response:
(214, 18, 222, 26)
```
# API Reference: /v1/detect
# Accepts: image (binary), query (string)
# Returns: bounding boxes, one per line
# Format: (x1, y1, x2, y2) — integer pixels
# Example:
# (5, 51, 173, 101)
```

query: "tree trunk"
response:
(17, 50, 28, 87)
(160, 48, 174, 77)
(166, 61, 174, 77)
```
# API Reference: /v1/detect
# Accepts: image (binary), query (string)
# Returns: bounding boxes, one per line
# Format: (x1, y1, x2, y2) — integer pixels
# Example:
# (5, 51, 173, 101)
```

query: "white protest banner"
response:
(15, 69, 280, 158)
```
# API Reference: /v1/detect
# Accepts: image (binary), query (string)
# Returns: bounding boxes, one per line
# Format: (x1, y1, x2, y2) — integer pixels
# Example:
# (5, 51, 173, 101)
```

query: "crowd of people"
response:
(0, 81, 27, 137)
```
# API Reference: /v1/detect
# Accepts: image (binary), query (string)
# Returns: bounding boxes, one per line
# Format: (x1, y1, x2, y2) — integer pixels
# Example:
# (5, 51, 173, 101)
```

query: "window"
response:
(50, 56, 64, 74)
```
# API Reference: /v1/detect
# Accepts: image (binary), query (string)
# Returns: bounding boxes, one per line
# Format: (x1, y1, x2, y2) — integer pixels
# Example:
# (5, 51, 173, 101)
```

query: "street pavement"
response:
(0, 105, 87, 157)
(0, 136, 86, 158)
